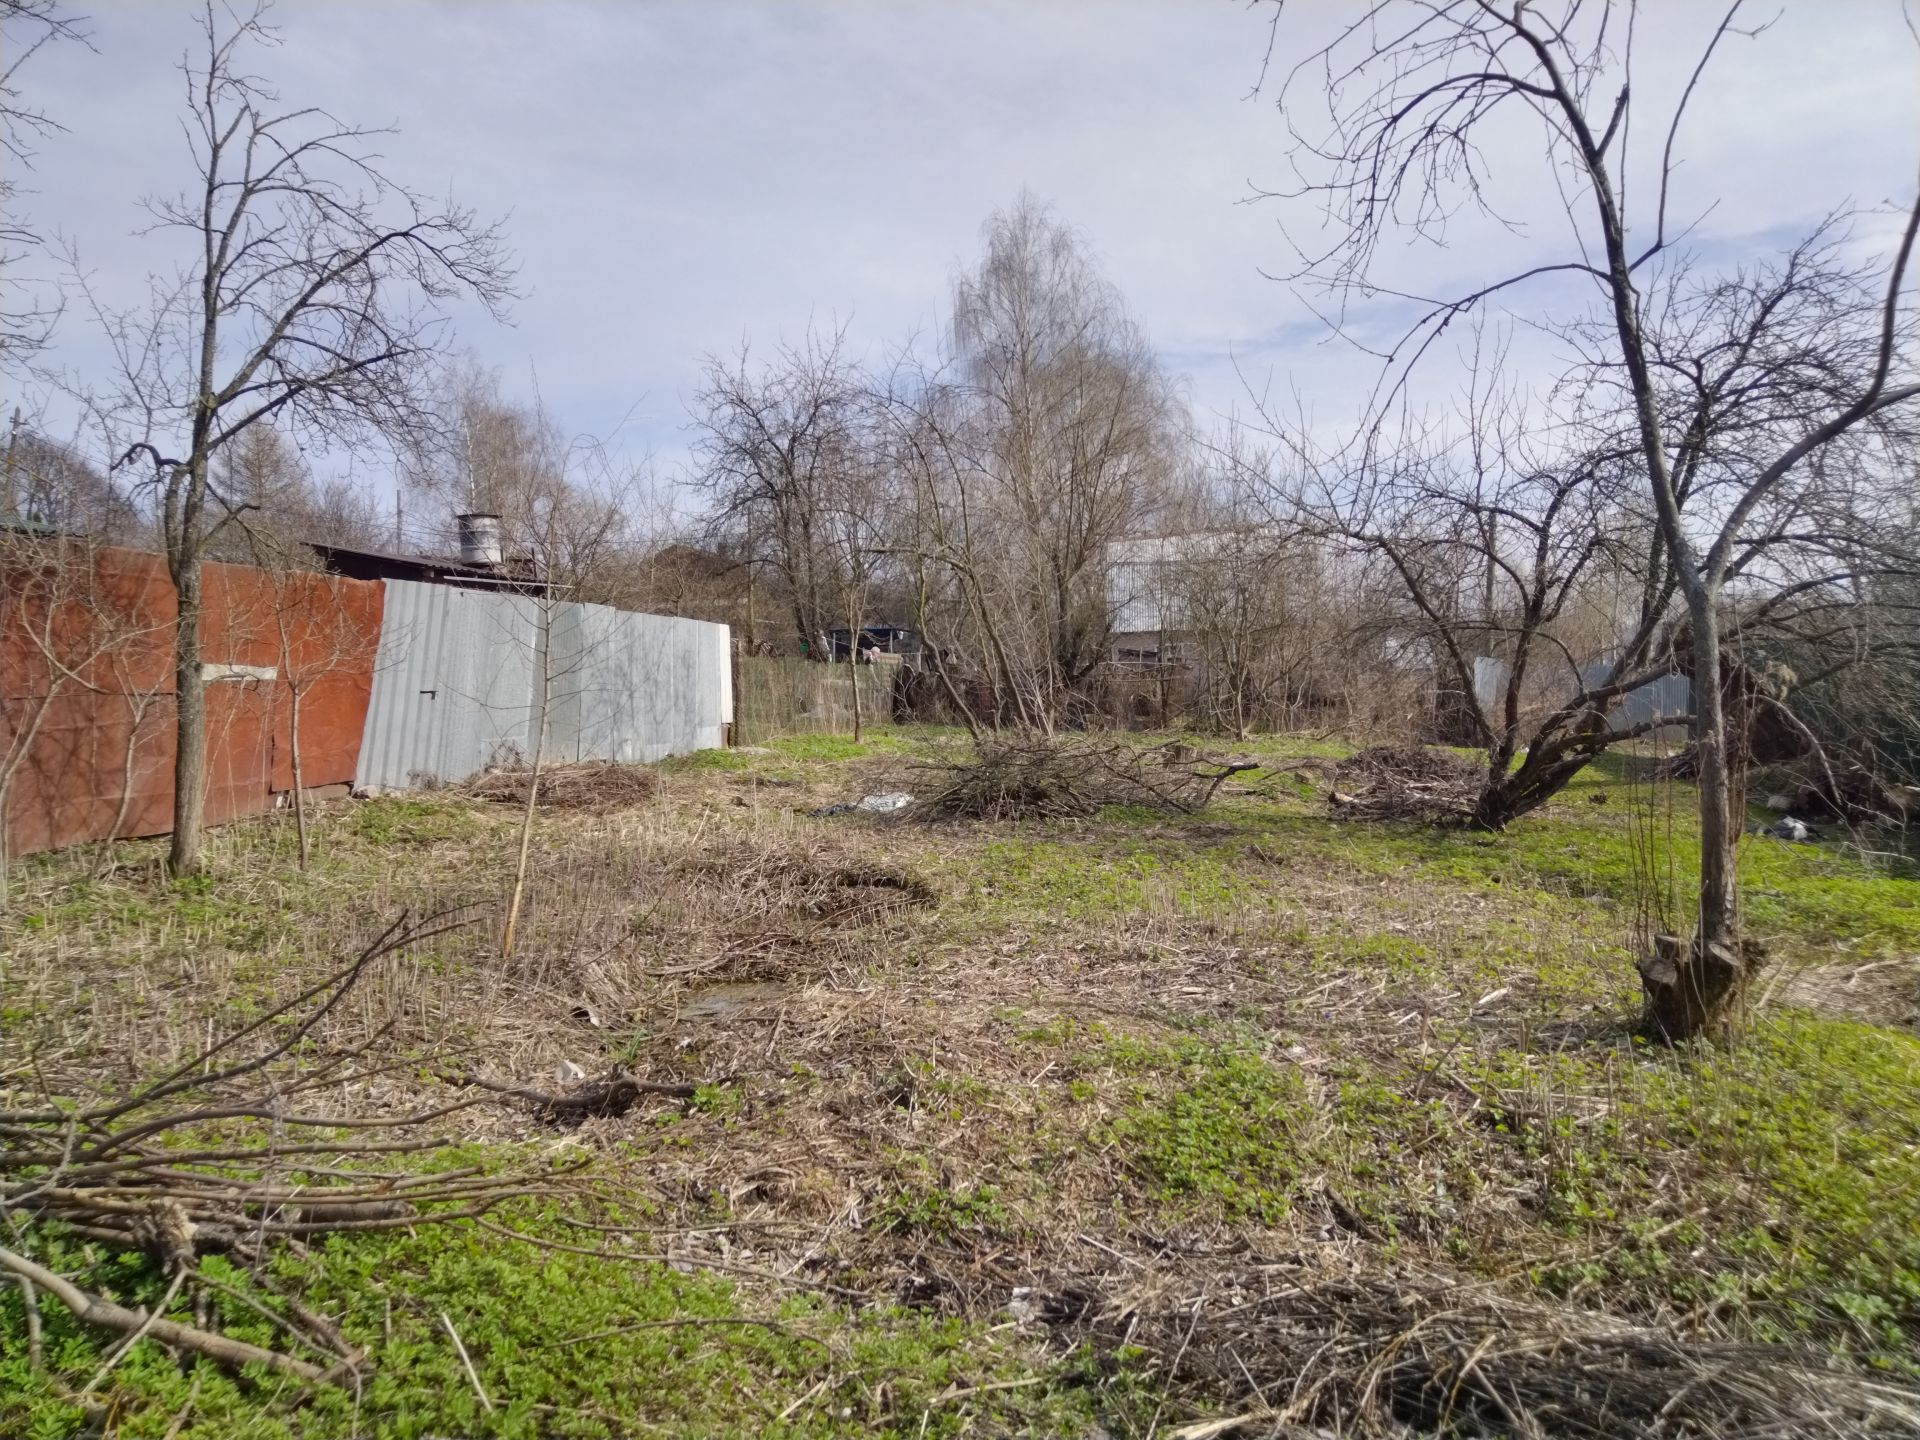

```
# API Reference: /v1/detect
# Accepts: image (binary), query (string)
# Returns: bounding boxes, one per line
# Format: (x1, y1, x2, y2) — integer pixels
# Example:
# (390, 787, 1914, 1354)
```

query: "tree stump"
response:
(1637, 932, 1769, 1042)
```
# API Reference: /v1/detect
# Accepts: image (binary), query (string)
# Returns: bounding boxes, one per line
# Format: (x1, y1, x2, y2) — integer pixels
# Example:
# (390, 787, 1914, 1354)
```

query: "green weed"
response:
(347, 795, 483, 846)
(0, 1199, 1110, 1439)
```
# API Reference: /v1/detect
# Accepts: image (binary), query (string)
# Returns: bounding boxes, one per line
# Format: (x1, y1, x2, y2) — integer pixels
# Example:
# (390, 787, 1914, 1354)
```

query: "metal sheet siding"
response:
(356, 583, 732, 791)
(549, 603, 732, 764)
(3, 542, 382, 857)
(355, 582, 541, 792)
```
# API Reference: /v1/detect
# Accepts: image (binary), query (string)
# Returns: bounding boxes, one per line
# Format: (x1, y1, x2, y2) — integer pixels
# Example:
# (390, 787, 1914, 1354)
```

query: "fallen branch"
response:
(916, 738, 1262, 821)
(0, 1243, 330, 1385)
(1, 912, 581, 1264)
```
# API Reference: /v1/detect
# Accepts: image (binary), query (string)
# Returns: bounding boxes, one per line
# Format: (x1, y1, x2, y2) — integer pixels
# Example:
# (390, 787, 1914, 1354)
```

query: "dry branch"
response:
(0, 1243, 329, 1384)
(463, 760, 659, 815)
(1110, 1270, 1920, 1439)
(916, 738, 1258, 821)
(1329, 744, 1482, 824)
(0, 910, 580, 1386)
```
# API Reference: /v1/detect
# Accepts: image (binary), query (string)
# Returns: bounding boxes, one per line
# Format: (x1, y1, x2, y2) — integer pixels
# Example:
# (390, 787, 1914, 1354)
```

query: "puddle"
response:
(681, 981, 789, 1020)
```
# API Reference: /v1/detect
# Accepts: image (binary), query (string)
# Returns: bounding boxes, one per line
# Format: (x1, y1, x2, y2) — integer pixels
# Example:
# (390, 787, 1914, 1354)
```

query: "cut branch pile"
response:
(1329, 744, 1482, 823)
(463, 760, 660, 814)
(916, 738, 1258, 821)
(0, 912, 583, 1385)
(1113, 1271, 1920, 1439)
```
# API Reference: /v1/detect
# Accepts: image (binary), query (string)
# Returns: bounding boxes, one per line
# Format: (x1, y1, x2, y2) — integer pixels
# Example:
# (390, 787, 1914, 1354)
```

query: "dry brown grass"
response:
(6, 737, 1918, 1435)
(462, 759, 660, 813)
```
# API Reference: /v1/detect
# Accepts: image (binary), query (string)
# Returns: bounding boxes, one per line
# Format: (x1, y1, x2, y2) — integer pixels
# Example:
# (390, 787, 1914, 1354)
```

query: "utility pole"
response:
(2, 408, 19, 520)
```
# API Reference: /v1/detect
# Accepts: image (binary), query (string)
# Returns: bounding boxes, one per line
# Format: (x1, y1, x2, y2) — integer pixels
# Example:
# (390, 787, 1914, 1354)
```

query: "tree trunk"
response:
(1468, 746, 1597, 832)
(501, 607, 552, 960)
(168, 555, 207, 875)
(848, 651, 863, 743)
(1637, 932, 1768, 1044)
(1688, 597, 1740, 953)
(289, 687, 310, 870)
(1638, 593, 1757, 1041)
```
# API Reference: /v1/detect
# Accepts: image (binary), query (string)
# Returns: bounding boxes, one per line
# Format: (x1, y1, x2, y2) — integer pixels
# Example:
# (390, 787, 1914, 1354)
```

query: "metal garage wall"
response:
(354, 583, 542, 792)
(3, 541, 384, 858)
(355, 582, 732, 792)
(548, 602, 731, 764)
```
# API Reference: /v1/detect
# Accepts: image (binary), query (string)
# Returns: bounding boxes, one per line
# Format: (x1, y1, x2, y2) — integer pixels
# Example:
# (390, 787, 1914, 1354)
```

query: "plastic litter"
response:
(809, 792, 914, 818)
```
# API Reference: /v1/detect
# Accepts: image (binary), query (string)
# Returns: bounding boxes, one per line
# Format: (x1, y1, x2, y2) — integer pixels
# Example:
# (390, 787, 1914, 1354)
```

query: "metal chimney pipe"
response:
(455, 512, 503, 566)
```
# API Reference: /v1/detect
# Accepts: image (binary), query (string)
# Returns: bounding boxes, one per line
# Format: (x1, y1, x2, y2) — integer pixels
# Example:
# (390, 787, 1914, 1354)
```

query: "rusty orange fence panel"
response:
(1, 539, 384, 858)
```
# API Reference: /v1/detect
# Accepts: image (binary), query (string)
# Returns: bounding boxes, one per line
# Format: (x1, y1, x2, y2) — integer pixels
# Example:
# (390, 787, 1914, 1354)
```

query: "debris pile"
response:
(464, 760, 659, 814)
(0, 914, 575, 1386)
(1329, 744, 1482, 822)
(808, 791, 913, 817)
(1108, 1268, 1920, 1440)
(917, 737, 1258, 821)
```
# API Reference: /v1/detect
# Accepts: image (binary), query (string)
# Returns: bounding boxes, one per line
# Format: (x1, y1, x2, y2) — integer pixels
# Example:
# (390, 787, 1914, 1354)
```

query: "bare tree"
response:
(690, 325, 867, 659)
(880, 199, 1184, 733)
(824, 404, 896, 742)
(3, 413, 141, 540)
(945, 196, 1182, 729)
(1159, 438, 1342, 739)
(0, 0, 90, 369)
(263, 567, 377, 869)
(1257, 2, 1920, 1038)
(95, 2, 512, 874)
(211, 423, 385, 563)
(430, 388, 638, 959)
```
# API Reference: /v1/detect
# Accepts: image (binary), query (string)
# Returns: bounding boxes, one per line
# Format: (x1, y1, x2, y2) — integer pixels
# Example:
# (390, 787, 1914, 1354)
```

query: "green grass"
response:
(1221, 753, 1920, 958)
(1604, 1017, 1920, 1351)
(9, 724, 1920, 1427)
(949, 833, 1262, 928)
(1093, 1033, 1306, 1222)
(659, 746, 756, 773)
(346, 794, 485, 847)
(0, 1199, 1125, 1439)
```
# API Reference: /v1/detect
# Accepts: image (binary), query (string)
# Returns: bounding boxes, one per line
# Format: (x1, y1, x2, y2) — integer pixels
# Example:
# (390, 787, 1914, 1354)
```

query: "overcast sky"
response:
(10, 1, 1919, 510)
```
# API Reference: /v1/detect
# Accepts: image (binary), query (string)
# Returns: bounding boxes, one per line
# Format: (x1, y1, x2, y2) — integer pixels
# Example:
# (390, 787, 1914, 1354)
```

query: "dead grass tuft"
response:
(463, 760, 659, 813)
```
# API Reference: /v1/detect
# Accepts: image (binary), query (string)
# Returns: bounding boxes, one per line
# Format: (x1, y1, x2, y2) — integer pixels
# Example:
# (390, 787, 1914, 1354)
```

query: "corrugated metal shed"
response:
(1472, 654, 1693, 734)
(355, 581, 733, 792)
(1584, 663, 1691, 732)
(354, 582, 542, 792)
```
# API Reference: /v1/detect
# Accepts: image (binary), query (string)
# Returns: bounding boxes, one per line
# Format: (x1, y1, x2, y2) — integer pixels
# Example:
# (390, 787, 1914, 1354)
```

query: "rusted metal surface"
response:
(1, 540, 383, 858)
(5, 538, 730, 854)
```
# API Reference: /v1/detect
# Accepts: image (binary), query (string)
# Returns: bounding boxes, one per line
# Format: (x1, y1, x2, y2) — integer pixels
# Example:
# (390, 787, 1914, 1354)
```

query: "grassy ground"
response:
(3, 727, 1918, 1437)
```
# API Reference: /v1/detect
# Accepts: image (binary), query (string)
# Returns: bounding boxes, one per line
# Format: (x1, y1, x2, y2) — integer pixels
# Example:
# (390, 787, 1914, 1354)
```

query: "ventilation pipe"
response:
(455, 512, 503, 567)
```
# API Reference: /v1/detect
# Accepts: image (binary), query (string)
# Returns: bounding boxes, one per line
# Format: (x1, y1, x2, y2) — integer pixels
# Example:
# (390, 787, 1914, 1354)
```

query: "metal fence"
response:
(354, 581, 731, 792)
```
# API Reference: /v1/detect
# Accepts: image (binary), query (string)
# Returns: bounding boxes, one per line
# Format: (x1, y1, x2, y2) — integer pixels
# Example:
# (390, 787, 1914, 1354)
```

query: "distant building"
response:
(829, 623, 921, 662)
